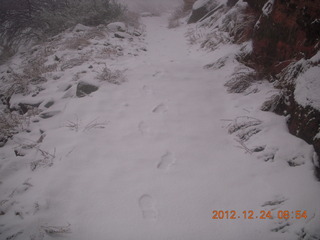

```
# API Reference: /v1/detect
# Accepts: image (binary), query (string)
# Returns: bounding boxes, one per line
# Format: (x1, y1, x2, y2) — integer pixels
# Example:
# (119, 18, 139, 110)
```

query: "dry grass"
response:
(63, 37, 91, 50)
(41, 223, 71, 234)
(65, 117, 107, 132)
(97, 67, 125, 85)
(227, 116, 262, 142)
(204, 56, 229, 70)
(0, 112, 21, 139)
(97, 47, 120, 59)
(261, 94, 282, 112)
(30, 147, 55, 171)
(60, 55, 90, 71)
(225, 66, 257, 93)
(84, 27, 106, 40)
(185, 27, 207, 45)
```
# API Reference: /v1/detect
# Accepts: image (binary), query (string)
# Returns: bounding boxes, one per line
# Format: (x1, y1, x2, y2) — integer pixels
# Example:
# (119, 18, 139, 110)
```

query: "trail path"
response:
(2, 14, 320, 240)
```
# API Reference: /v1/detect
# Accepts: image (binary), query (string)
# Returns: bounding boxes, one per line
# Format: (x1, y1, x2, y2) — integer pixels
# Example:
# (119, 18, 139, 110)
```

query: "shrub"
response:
(0, 0, 128, 55)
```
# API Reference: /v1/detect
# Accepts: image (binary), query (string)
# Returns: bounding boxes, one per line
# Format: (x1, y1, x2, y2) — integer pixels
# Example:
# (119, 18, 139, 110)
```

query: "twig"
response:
(235, 138, 253, 154)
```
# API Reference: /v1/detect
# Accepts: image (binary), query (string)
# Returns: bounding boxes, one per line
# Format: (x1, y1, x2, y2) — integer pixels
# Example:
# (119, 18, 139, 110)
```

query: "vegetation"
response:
(0, 0, 127, 54)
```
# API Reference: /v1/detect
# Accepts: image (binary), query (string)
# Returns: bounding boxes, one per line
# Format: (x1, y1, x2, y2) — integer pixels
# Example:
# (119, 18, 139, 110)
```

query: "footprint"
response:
(152, 103, 166, 113)
(152, 71, 161, 77)
(157, 152, 175, 171)
(138, 121, 148, 135)
(138, 194, 158, 221)
(142, 85, 153, 95)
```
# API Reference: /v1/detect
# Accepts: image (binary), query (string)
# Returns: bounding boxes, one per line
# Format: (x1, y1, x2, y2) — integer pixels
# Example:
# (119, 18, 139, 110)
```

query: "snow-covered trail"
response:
(48, 16, 248, 238)
(2, 14, 320, 240)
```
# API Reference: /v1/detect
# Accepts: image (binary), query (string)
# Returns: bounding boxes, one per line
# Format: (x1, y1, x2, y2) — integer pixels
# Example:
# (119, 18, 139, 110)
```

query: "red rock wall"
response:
(248, 0, 320, 75)
(244, 0, 320, 178)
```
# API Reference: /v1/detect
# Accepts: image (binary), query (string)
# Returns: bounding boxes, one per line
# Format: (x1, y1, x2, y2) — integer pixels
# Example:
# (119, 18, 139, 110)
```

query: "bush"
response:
(0, 0, 127, 54)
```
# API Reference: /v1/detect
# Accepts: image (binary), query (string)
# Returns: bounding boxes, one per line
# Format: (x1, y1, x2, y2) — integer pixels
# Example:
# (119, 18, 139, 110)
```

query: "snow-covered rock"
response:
(294, 66, 320, 111)
(114, 32, 132, 39)
(76, 82, 99, 97)
(107, 22, 127, 32)
(262, 0, 275, 16)
(72, 24, 91, 33)
(188, 0, 225, 23)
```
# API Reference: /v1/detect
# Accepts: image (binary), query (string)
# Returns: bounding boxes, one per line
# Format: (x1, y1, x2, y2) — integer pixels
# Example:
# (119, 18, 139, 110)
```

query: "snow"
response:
(294, 66, 320, 110)
(262, 0, 275, 16)
(107, 22, 127, 32)
(0, 13, 320, 240)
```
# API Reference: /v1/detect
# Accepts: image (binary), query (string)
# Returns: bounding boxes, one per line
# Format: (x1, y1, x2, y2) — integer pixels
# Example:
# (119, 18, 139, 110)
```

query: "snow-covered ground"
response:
(1, 14, 320, 240)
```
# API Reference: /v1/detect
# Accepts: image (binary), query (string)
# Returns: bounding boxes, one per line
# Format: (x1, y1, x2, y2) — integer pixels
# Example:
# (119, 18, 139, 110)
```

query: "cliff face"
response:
(185, 0, 320, 177)
(244, 0, 320, 177)
(247, 0, 320, 74)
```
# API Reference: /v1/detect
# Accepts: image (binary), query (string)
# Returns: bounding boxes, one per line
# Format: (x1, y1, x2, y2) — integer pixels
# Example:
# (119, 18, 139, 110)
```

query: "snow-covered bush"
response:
(97, 67, 125, 85)
(0, 111, 28, 146)
(225, 65, 257, 93)
(0, 0, 128, 55)
(187, 1, 256, 50)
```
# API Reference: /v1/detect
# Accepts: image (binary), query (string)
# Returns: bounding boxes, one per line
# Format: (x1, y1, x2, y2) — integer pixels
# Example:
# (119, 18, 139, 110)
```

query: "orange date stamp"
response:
(212, 210, 308, 220)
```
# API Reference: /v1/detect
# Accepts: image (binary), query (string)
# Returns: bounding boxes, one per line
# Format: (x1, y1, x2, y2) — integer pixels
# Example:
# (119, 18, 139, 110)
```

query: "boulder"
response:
(18, 102, 42, 114)
(188, 0, 219, 23)
(40, 110, 61, 119)
(107, 22, 127, 32)
(76, 82, 99, 98)
(114, 32, 131, 39)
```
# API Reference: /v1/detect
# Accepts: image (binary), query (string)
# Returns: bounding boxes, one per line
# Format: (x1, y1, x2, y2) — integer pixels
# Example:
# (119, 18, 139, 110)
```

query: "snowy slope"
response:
(0, 14, 320, 240)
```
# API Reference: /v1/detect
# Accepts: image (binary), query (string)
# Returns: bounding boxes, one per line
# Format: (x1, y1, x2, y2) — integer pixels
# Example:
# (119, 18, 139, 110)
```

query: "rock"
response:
(241, 0, 320, 178)
(133, 31, 142, 37)
(76, 82, 99, 98)
(73, 24, 90, 33)
(14, 147, 26, 157)
(188, 0, 219, 23)
(18, 102, 42, 115)
(0, 137, 7, 148)
(44, 100, 54, 108)
(61, 58, 87, 71)
(107, 22, 127, 32)
(245, 0, 320, 74)
(40, 110, 61, 119)
(227, 0, 238, 7)
(114, 32, 132, 39)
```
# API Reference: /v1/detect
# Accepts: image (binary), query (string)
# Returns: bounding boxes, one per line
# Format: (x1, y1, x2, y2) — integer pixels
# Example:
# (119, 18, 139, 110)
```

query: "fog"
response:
(117, 0, 183, 14)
